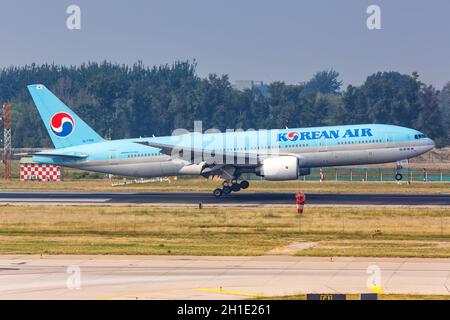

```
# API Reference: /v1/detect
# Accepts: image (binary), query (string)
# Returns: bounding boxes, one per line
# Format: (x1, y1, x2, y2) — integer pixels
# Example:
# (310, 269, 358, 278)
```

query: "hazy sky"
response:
(1, 0, 449, 88)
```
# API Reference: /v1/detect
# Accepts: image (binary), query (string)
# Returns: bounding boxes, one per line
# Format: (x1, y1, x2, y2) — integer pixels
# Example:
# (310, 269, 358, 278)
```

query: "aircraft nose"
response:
(428, 139, 436, 150)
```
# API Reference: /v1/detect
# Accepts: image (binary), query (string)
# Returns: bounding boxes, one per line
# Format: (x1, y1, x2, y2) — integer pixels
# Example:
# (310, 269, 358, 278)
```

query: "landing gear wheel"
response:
(213, 188, 223, 198)
(231, 179, 238, 185)
(231, 183, 241, 192)
(222, 181, 230, 187)
(240, 180, 250, 189)
(223, 186, 232, 194)
(395, 173, 403, 181)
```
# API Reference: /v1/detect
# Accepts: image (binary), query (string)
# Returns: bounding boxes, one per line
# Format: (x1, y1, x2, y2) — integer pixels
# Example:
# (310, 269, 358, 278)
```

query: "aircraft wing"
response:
(135, 140, 305, 180)
(134, 141, 175, 157)
(134, 140, 260, 166)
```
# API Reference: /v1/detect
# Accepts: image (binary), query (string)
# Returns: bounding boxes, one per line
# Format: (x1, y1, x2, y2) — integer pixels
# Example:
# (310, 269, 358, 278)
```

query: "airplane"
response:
(24, 84, 435, 197)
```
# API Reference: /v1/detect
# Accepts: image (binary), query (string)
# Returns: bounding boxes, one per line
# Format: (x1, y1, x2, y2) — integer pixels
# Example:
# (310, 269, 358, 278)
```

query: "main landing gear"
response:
(213, 179, 250, 198)
(394, 163, 404, 181)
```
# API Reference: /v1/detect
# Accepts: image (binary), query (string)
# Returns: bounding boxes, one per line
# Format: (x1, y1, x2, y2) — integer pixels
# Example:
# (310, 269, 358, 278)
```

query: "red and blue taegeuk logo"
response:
(287, 132, 299, 141)
(50, 112, 74, 137)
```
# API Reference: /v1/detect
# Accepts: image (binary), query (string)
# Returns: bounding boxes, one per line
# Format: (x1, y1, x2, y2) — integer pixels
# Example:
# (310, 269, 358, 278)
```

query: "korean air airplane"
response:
(25, 84, 435, 197)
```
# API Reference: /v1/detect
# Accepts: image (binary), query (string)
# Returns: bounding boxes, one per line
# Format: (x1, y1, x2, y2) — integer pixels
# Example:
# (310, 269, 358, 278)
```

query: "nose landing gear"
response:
(395, 162, 404, 181)
(213, 180, 250, 197)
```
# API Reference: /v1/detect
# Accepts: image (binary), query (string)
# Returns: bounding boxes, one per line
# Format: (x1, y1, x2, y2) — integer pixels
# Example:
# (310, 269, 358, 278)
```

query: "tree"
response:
(438, 82, 450, 144)
(0, 63, 448, 148)
(360, 72, 420, 126)
(334, 72, 446, 145)
(416, 84, 445, 145)
(303, 70, 343, 95)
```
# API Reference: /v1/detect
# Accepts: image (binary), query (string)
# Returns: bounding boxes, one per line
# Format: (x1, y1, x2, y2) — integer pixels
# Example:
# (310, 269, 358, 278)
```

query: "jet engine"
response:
(257, 156, 299, 181)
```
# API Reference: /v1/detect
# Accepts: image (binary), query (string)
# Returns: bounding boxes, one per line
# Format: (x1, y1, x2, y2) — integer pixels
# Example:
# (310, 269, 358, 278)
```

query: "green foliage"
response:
(0, 63, 448, 147)
(439, 82, 450, 143)
(337, 72, 448, 145)
(303, 69, 342, 95)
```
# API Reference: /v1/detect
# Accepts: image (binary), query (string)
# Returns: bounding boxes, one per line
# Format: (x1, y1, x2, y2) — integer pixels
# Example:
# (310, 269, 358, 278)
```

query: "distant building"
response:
(232, 80, 271, 97)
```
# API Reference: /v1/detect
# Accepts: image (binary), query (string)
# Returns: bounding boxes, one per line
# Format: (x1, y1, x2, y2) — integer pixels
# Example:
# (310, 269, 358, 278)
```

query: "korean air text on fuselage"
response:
(277, 128, 374, 142)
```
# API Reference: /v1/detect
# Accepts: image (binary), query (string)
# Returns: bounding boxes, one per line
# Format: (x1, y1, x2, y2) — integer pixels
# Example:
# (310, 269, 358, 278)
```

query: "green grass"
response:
(0, 178, 449, 194)
(0, 206, 449, 256)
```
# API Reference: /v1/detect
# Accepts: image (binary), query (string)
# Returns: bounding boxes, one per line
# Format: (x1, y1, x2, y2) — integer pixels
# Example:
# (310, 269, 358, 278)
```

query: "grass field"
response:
(0, 205, 449, 256)
(0, 178, 449, 194)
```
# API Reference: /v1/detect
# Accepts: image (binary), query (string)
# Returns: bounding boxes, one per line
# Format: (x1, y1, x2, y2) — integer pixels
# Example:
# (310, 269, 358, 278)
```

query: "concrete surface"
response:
(0, 255, 449, 299)
(0, 192, 449, 206)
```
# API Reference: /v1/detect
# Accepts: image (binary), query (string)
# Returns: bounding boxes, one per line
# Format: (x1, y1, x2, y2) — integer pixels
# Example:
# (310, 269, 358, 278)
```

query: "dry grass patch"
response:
(0, 205, 449, 256)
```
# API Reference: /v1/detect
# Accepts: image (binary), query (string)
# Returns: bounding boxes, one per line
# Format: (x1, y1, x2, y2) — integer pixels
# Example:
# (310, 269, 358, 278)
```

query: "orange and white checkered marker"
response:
(20, 163, 63, 182)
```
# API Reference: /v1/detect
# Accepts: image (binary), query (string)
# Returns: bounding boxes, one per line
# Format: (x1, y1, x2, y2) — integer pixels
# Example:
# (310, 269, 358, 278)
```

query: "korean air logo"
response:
(50, 112, 74, 138)
(287, 132, 299, 141)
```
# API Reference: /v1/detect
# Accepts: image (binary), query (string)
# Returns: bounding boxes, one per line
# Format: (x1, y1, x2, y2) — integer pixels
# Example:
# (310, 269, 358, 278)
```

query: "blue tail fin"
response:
(28, 84, 104, 148)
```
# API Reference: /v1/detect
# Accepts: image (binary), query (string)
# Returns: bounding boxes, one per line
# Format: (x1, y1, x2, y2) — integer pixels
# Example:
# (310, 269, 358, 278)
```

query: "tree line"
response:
(0, 61, 448, 148)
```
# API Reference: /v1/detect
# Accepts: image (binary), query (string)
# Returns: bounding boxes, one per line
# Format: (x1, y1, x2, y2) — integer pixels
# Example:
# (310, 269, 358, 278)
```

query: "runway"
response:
(0, 255, 449, 299)
(0, 192, 449, 206)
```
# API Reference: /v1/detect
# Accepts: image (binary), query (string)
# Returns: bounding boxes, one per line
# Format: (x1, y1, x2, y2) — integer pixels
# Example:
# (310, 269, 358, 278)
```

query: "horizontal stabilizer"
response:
(16, 152, 88, 160)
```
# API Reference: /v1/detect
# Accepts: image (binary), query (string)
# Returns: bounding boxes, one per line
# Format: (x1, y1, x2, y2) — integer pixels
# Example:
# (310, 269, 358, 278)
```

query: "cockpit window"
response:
(414, 134, 427, 139)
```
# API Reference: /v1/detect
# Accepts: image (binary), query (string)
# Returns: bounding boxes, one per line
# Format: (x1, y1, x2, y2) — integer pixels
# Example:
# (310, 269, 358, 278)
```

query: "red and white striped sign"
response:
(20, 163, 64, 182)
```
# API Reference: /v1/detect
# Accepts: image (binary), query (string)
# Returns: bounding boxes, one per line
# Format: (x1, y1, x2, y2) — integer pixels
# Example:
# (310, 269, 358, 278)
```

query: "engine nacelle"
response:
(258, 156, 299, 181)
